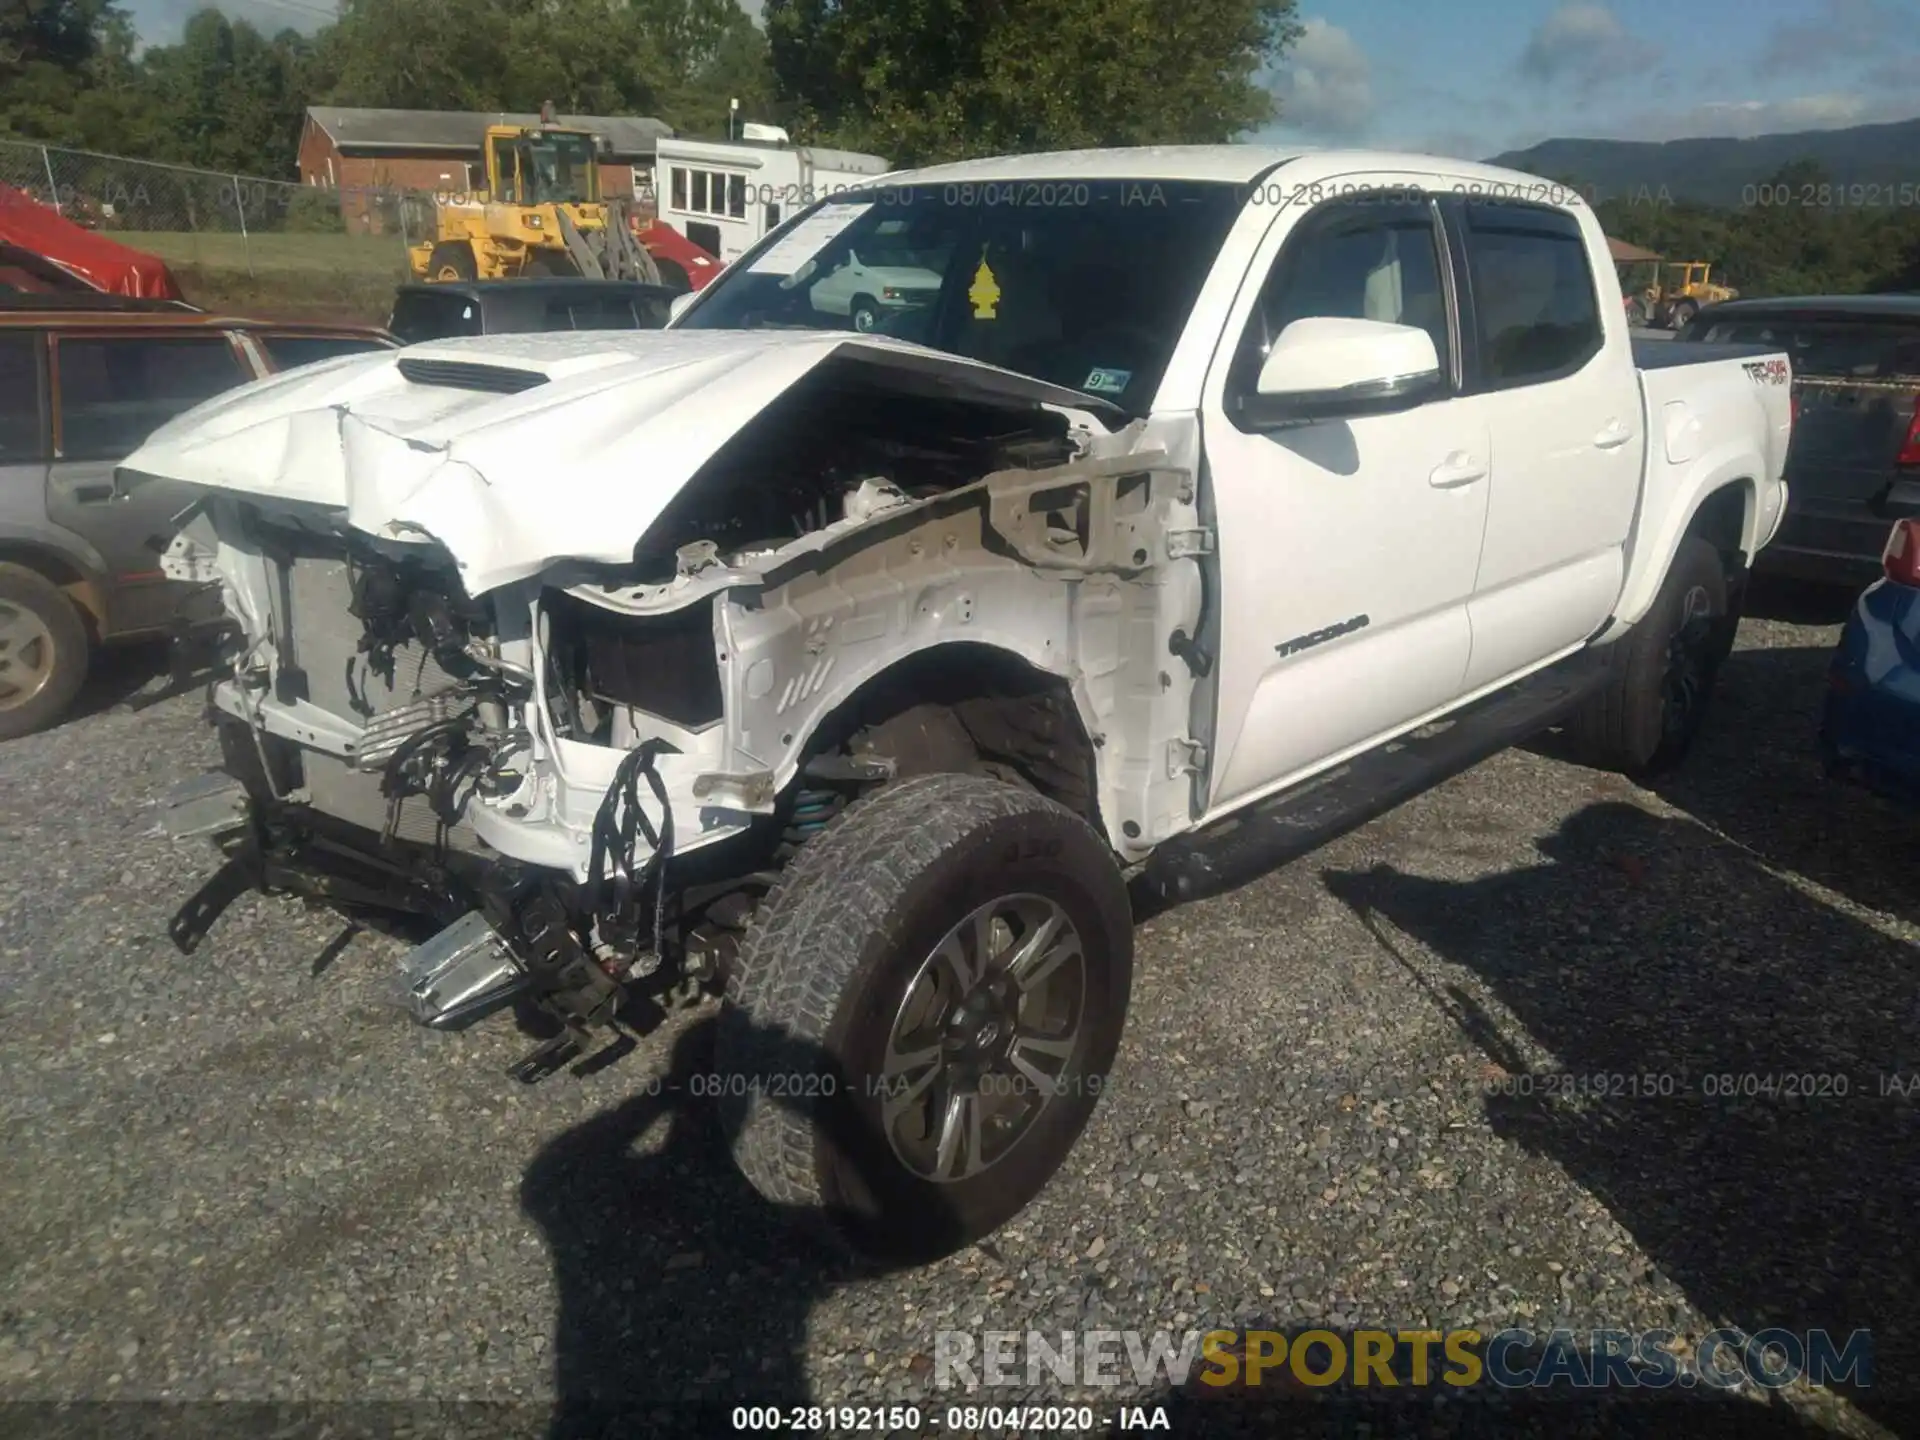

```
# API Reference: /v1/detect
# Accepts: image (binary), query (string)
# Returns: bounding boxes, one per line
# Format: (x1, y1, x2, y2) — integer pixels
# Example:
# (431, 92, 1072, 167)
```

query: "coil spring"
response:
(789, 787, 839, 843)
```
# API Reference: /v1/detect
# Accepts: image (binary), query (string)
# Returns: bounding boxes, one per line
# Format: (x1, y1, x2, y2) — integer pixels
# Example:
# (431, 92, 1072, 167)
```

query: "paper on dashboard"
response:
(747, 202, 874, 275)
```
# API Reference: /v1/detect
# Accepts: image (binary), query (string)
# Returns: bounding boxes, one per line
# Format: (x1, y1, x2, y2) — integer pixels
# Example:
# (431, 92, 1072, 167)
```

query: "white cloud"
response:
(1519, 3, 1657, 92)
(1270, 18, 1376, 138)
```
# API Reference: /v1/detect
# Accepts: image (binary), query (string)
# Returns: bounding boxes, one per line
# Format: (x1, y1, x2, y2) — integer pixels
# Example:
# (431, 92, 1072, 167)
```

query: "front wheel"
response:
(850, 295, 881, 333)
(427, 241, 477, 282)
(1670, 299, 1698, 331)
(1566, 536, 1731, 776)
(718, 773, 1133, 1261)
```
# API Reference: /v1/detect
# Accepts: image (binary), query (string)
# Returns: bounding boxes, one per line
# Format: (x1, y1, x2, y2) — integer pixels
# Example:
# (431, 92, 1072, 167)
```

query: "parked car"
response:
(0, 303, 396, 739)
(137, 148, 1790, 1259)
(386, 278, 677, 345)
(633, 218, 723, 293)
(1821, 517, 1920, 803)
(1679, 295, 1920, 585)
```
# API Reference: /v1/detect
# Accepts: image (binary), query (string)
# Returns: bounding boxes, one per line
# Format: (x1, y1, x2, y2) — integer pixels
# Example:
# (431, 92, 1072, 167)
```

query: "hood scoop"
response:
(397, 357, 548, 394)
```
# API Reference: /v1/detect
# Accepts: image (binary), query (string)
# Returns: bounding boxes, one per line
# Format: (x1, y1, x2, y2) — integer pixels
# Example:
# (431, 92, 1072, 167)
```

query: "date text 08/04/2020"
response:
(728, 1405, 1168, 1432)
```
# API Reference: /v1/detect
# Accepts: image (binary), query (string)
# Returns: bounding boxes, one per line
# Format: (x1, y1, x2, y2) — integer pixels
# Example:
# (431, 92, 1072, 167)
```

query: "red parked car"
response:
(632, 219, 722, 292)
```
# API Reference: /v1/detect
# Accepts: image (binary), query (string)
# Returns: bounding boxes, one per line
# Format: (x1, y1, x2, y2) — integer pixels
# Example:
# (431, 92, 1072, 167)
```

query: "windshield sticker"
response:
(1083, 367, 1131, 395)
(747, 203, 874, 275)
(969, 252, 1001, 319)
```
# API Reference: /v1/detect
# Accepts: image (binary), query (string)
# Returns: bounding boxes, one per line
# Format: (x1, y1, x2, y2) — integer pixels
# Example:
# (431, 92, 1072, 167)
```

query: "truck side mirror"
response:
(1241, 317, 1443, 429)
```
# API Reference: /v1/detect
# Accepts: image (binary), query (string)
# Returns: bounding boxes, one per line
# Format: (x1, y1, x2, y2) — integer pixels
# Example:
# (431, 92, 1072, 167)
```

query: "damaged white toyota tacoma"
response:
(133, 148, 1791, 1258)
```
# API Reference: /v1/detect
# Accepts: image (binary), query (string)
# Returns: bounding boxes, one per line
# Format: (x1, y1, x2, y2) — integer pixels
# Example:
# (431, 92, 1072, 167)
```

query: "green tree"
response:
(136, 11, 315, 175)
(765, 0, 1301, 163)
(319, 0, 769, 137)
(0, 0, 123, 139)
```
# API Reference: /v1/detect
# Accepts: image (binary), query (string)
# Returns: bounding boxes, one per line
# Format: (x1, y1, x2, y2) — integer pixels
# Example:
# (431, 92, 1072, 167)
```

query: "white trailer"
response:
(652, 128, 889, 264)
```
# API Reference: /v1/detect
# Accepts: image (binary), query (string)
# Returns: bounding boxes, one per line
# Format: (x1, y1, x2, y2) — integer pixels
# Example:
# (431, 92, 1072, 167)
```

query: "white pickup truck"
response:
(132, 147, 1791, 1260)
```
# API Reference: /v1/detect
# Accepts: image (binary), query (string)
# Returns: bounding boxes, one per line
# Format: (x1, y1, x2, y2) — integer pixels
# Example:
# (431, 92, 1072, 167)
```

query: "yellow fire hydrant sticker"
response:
(969, 252, 1001, 319)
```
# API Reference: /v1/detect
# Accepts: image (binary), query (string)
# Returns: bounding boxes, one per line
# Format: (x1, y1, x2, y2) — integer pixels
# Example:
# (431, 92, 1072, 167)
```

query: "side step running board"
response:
(1147, 648, 1608, 903)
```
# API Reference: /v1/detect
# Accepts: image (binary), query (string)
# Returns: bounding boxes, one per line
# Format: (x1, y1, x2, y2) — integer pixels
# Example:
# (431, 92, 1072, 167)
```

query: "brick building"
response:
(298, 107, 674, 231)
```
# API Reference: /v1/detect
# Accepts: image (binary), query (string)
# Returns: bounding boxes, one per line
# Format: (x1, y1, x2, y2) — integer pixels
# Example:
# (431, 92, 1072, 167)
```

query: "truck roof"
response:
(1694, 294, 1920, 321)
(879, 146, 1561, 192)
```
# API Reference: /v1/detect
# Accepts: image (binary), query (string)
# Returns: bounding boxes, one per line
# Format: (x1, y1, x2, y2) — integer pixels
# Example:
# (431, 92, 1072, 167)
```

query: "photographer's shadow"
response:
(521, 1015, 928, 1438)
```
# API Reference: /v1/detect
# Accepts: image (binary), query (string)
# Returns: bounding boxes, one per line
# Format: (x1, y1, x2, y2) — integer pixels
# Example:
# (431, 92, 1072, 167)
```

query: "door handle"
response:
(1429, 453, 1487, 488)
(1594, 419, 1632, 449)
(70, 484, 115, 504)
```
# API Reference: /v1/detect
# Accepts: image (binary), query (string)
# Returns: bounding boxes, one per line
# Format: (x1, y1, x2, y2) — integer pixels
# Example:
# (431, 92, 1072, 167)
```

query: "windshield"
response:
(519, 133, 599, 205)
(675, 180, 1246, 413)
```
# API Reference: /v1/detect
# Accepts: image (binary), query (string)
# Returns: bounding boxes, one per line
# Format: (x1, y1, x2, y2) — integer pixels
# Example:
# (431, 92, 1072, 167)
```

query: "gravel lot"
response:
(3, 585, 1916, 1439)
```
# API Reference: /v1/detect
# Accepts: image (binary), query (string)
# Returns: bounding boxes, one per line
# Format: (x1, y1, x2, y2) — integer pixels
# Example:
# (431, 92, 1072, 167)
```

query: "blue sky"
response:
(1257, 0, 1920, 155)
(120, 0, 1920, 158)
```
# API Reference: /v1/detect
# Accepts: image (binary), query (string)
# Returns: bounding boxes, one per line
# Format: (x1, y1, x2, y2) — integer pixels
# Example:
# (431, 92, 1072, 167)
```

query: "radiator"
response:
(270, 552, 486, 852)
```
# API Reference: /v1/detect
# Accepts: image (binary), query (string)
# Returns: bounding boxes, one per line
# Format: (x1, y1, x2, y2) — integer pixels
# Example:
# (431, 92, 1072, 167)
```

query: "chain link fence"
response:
(0, 138, 437, 280)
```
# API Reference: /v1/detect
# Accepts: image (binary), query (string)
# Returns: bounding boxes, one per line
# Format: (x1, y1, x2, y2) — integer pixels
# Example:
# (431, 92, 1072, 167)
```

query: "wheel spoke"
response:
(934, 1090, 985, 1180)
(1008, 912, 1077, 993)
(971, 906, 1005, 976)
(879, 1041, 943, 1125)
(0, 608, 43, 654)
(1011, 1029, 1077, 1061)
(927, 931, 974, 993)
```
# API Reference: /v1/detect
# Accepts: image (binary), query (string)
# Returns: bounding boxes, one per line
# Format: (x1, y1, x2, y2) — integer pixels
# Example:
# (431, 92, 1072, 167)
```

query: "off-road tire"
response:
(718, 772, 1133, 1261)
(1566, 536, 1730, 776)
(0, 562, 90, 742)
(428, 242, 477, 282)
(526, 251, 577, 278)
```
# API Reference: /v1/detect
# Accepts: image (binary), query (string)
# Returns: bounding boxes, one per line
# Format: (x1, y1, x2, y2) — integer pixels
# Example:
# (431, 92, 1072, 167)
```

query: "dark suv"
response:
(1679, 295, 1920, 584)
(0, 303, 395, 738)
(386, 278, 675, 344)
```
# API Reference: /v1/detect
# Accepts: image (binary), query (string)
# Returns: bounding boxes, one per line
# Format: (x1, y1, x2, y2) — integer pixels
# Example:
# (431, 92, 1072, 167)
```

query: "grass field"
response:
(171, 262, 400, 327)
(101, 230, 413, 325)
(127, 229, 411, 277)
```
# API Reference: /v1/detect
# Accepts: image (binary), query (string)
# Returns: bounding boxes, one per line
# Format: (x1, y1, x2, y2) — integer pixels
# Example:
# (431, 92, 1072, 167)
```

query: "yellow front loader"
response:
(407, 103, 659, 285)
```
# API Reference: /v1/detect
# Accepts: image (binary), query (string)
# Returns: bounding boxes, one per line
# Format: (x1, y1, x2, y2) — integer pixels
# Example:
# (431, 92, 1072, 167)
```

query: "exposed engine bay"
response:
(146, 332, 1209, 1081)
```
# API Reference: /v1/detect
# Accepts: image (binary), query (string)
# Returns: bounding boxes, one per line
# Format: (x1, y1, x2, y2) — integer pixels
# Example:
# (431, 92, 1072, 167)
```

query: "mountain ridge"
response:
(1485, 116, 1920, 208)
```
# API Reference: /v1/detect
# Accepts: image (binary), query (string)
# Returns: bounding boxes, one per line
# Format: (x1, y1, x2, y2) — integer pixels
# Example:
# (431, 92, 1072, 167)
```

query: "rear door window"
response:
(1461, 202, 1604, 387)
(0, 333, 47, 460)
(256, 333, 393, 370)
(54, 333, 248, 460)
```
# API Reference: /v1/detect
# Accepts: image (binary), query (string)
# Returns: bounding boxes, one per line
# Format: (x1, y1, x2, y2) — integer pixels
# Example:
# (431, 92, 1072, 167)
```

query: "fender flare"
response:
(1601, 449, 1765, 640)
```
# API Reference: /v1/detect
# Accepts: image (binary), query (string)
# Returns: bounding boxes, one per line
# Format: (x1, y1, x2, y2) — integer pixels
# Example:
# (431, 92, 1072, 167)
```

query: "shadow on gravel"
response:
(1322, 801, 1920, 1437)
(59, 628, 229, 730)
(1649, 636, 1920, 929)
(520, 1015, 931, 1439)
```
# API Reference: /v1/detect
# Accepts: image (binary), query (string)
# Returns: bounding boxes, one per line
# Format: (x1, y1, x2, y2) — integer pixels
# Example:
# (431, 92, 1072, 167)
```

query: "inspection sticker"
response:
(1083, 367, 1132, 394)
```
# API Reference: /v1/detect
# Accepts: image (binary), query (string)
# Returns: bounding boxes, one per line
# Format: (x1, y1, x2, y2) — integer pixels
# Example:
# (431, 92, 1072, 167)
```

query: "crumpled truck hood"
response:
(123, 329, 1118, 596)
